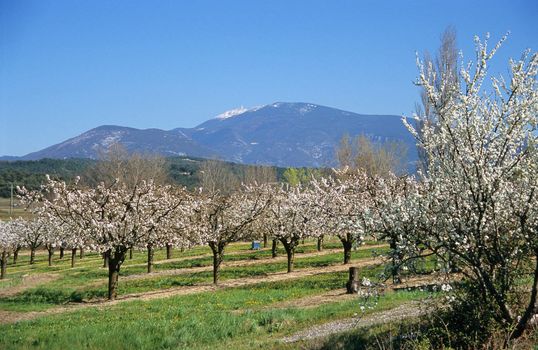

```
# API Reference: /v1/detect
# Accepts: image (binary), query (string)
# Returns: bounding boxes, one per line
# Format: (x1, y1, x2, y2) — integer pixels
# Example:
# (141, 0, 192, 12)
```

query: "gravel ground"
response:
(281, 301, 427, 343)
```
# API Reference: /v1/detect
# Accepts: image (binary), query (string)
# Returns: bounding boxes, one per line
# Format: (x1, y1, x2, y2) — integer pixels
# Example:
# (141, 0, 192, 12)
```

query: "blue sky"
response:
(1, 0, 537, 156)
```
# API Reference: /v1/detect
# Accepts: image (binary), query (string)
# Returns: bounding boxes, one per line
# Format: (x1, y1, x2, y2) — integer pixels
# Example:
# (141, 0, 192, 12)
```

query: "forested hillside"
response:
(0, 157, 307, 197)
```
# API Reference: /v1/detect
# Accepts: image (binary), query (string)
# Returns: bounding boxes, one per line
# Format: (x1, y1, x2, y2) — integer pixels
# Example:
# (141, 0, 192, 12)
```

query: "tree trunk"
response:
(271, 239, 278, 258)
(285, 247, 294, 273)
(147, 244, 154, 273)
(317, 235, 324, 251)
(263, 233, 268, 248)
(129, 247, 133, 260)
(79, 247, 84, 259)
(13, 246, 20, 264)
(389, 239, 402, 284)
(0, 251, 7, 279)
(71, 248, 77, 268)
(342, 239, 353, 264)
(281, 240, 295, 273)
(30, 248, 36, 265)
(107, 247, 127, 300)
(210, 243, 225, 285)
(510, 249, 538, 339)
(103, 251, 109, 268)
(166, 244, 172, 259)
(59, 247, 65, 259)
(47, 247, 54, 267)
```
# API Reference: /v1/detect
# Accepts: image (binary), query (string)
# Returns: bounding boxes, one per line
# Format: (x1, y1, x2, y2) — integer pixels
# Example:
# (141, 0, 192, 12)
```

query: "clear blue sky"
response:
(1, 0, 537, 156)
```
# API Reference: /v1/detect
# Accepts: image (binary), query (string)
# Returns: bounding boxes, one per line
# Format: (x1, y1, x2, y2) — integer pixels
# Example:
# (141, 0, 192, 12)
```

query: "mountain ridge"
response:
(1, 102, 417, 168)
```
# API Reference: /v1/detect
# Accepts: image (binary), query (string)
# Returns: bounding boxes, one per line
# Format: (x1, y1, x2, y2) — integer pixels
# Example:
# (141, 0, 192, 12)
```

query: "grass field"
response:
(0, 238, 437, 349)
(0, 198, 32, 221)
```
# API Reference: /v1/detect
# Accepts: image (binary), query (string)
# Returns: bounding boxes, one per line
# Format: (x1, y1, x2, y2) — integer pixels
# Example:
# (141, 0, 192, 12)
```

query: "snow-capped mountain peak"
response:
(214, 105, 265, 120)
(215, 106, 249, 120)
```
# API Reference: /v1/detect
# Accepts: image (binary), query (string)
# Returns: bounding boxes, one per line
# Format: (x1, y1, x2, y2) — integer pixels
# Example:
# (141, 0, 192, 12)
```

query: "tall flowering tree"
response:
(312, 169, 372, 264)
(403, 34, 538, 338)
(12, 217, 47, 265)
(0, 220, 18, 279)
(40, 217, 65, 267)
(191, 184, 271, 284)
(136, 186, 193, 273)
(22, 176, 189, 300)
(366, 173, 423, 283)
(265, 185, 320, 272)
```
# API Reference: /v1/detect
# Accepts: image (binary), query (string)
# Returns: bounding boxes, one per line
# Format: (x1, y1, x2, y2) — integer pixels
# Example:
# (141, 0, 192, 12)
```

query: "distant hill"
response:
(0, 157, 289, 198)
(1, 102, 417, 168)
(14, 126, 216, 161)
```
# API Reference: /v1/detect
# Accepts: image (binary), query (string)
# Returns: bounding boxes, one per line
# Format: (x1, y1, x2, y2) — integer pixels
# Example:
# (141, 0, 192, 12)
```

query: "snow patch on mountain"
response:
(299, 104, 317, 115)
(90, 131, 124, 150)
(215, 105, 264, 120)
(215, 106, 249, 120)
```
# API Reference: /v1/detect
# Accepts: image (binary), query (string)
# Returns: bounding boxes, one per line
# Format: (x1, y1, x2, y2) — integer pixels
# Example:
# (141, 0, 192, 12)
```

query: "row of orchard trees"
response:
(0, 166, 413, 300)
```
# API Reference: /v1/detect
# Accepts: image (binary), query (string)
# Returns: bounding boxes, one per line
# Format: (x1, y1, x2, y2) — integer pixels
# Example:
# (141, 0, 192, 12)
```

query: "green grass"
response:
(0, 246, 386, 311)
(0, 270, 428, 350)
(0, 238, 429, 350)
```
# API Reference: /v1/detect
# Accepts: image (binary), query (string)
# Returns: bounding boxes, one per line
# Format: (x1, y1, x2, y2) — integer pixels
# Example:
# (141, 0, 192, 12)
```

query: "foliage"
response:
(336, 134, 409, 176)
(403, 34, 538, 338)
(282, 167, 324, 186)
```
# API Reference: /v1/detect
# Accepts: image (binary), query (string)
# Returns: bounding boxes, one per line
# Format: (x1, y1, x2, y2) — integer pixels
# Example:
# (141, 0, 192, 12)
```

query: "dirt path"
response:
(0, 273, 59, 297)
(279, 273, 460, 343)
(281, 300, 426, 343)
(0, 257, 382, 324)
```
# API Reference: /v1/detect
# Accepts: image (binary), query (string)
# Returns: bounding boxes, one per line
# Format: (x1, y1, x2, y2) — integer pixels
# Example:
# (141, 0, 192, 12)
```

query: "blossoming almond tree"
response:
(191, 184, 271, 284)
(265, 184, 321, 272)
(12, 217, 48, 265)
(0, 220, 18, 279)
(25, 176, 189, 300)
(403, 34, 538, 338)
(312, 169, 372, 264)
(365, 173, 424, 283)
(137, 186, 194, 273)
(41, 217, 66, 267)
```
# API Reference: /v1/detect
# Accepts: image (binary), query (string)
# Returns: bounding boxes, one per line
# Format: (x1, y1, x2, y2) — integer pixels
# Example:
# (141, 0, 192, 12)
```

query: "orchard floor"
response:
(0, 239, 444, 349)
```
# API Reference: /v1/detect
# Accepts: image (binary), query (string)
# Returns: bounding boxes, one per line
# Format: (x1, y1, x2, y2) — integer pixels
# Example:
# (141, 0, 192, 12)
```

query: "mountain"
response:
(2, 102, 417, 168)
(17, 125, 216, 161)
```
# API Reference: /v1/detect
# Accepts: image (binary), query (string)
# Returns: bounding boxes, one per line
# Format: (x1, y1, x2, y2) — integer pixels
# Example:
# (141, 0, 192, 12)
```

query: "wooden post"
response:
(346, 267, 360, 294)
